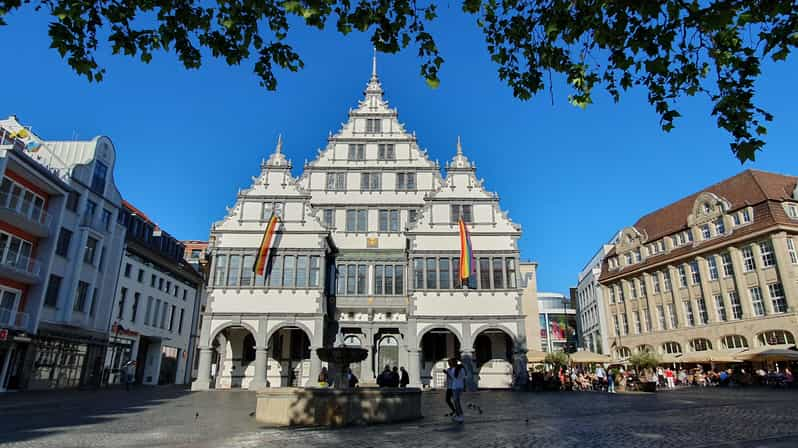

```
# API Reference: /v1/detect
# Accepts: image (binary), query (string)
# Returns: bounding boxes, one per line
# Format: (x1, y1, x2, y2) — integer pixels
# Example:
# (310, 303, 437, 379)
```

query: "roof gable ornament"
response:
(687, 191, 730, 227)
(264, 133, 290, 169)
(447, 135, 474, 170)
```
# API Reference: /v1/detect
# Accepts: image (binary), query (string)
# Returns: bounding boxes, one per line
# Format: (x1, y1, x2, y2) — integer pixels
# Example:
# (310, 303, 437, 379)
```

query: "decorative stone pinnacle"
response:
(372, 46, 377, 79)
(457, 135, 463, 155)
(275, 134, 282, 154)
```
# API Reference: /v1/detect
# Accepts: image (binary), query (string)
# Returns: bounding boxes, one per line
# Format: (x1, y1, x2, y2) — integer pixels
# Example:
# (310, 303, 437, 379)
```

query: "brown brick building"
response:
(599, 170, 798, 361)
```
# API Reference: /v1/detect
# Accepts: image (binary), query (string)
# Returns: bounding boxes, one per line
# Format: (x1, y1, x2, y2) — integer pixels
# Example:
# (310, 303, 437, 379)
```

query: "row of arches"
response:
(206, 323, 520, 389)
(615, 329, 796, 359)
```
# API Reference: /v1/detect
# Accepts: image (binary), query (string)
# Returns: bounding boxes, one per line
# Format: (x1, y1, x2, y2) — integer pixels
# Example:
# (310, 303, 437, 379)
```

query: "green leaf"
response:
(425, 76, 440, 89)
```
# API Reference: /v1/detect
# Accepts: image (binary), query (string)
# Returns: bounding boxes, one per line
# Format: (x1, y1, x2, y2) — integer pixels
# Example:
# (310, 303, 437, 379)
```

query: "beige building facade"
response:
(599, 170, 798, 362)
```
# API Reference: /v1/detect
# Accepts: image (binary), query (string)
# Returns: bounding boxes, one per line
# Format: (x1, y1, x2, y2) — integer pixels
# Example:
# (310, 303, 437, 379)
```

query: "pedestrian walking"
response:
(400, 366, 410, 388)
(447, 358, 466, 423)
(607, 371, 616, 393)
(123, 360, 136, 391)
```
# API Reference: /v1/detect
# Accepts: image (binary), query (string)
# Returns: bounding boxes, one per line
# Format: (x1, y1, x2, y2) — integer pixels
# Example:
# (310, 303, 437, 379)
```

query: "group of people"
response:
(376, 365, 410, 388)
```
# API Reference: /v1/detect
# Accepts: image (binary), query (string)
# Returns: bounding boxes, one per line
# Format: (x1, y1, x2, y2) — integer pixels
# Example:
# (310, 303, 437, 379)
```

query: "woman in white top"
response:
(447, 358, 466, 423)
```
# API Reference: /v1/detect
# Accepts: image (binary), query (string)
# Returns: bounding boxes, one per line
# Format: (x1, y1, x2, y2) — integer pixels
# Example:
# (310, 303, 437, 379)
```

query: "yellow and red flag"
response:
(459, 218, 474, 282)
(253, 214, 280, 276)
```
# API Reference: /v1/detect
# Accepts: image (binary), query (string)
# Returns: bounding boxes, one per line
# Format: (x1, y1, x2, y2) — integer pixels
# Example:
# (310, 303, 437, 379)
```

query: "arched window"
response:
(721, 335, 748, 350)
(343, 335, 362, 346)
(690, 338, 712, 352)
(616, 347, 631, 358)
(661, 342, 682, 354)
(757, 330, 796, 346)
(636, 344, 653, 353)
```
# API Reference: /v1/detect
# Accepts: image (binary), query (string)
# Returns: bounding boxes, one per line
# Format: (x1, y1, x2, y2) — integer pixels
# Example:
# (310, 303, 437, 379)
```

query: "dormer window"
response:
(625, 253, 633, 265)
(741, 208, 751, 223)
(785, 203, 798, 219)
(703, 203, 711, 213)
(634, 249, 642, 263)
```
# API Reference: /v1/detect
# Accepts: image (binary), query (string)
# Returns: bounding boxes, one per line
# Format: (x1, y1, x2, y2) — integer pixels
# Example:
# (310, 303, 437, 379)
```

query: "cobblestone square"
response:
(2, 387, 798, 448)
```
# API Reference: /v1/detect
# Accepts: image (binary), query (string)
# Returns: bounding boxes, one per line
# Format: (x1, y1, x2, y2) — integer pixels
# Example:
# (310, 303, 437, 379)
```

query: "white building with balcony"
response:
(0, 117, 126, 390)
(192, 57, 528, 391)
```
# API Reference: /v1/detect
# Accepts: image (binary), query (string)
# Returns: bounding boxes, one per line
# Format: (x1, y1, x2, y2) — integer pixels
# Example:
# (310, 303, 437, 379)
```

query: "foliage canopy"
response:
(1, 0, 796, 161)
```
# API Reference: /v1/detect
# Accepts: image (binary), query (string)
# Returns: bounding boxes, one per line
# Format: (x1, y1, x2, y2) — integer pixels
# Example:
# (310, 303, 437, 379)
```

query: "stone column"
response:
(248, 347, 268, 390)
(191, 348, 214, 390)
(305, 346, 322, 387)
(460, 349, 476, 391)
(407, 349, 421, 387)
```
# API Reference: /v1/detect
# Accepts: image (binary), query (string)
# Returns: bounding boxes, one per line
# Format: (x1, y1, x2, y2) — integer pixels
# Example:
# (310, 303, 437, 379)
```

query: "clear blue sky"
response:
(2, 7, 797, 294)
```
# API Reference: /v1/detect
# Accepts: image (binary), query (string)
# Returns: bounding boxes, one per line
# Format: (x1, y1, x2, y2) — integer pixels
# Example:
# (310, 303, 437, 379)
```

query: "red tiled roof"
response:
(600, 169, 798, 283)
(633, 170, 796, 242)
(121, 199, 155, 225)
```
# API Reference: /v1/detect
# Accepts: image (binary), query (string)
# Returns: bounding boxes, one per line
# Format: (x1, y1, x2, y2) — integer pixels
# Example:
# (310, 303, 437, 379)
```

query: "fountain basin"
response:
(255, 387, 422, 427)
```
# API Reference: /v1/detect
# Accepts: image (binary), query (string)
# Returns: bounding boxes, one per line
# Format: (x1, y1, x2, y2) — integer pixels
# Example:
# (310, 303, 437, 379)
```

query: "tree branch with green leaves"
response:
(1, 0, 795, 161)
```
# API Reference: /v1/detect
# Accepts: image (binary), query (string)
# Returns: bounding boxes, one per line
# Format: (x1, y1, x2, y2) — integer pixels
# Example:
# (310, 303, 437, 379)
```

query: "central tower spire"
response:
(372, 46, 377, 79)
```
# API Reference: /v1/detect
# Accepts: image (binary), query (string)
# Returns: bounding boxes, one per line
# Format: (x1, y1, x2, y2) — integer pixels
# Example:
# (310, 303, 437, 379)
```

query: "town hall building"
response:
(192, 57, 528, 390)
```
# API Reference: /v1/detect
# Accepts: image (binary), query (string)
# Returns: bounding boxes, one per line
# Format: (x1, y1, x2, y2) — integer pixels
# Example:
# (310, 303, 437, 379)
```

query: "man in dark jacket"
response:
(400, 366, 410, 387)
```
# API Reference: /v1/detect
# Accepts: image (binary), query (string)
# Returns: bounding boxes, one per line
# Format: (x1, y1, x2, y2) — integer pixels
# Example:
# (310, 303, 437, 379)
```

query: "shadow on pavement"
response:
(0, 385, 191, 445)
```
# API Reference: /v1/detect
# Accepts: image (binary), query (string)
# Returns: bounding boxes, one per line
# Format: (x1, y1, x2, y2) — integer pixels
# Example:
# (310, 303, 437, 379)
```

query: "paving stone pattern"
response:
(1, 387, 797, 448)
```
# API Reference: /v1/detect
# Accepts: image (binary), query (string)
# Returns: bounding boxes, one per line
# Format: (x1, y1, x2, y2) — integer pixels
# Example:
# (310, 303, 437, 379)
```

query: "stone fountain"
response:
(255, 332, 421, 427)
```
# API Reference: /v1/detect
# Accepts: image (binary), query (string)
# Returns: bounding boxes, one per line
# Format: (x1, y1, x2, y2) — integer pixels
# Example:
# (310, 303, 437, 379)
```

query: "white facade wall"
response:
(192, 61, 529, 391)
(575, 236, 619, 355)
(107, 251, 198, 385)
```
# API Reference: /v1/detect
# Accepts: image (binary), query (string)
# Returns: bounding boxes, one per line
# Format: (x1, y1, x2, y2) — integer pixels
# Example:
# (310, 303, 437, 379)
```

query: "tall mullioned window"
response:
(361, 172, 381, 191)
(326, 172, 347, 191)
(714, 294, 727, 322)
(377, 144, 395, 160)
(396, 172, 417, 190)
(707, 256, 719, 280)
(683, 301, 694, 326)
(348, 144, 365, 160)
(759, 241, 776, 267)
(742, 246, 756, 272)
(729, 291, 743, 319)
(346, 209, 368, 232)
(366, 118, 381, 133)
(768, 283, 787, 313)
(450, 204, 472, 224)
(749, 286, 765, 316)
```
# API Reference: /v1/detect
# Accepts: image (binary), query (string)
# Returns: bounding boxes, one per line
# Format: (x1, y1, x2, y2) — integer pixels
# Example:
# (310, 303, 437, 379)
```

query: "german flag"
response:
(253, 214, 280, 276)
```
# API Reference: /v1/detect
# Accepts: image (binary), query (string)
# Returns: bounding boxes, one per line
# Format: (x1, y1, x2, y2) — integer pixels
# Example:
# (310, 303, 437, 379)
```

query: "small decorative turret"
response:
(364, 47, 384, 99)
(449, 135, 474, 170)
(265, 134, 290, 168)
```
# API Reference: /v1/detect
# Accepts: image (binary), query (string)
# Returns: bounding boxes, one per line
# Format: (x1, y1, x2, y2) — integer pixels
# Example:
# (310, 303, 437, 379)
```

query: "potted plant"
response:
(629, 351, 660, 392)
(544, 351, 570, 391)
